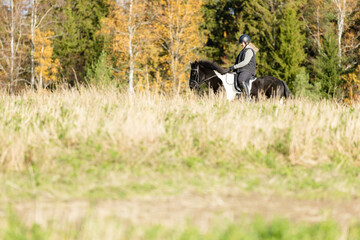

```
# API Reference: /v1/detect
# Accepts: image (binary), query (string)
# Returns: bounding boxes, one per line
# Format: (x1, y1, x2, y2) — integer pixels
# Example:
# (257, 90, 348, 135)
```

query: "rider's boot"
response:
(241, 81, 250, 97)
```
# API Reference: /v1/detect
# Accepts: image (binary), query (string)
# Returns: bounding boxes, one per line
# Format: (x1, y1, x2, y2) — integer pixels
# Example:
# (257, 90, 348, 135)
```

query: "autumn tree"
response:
(341, 0, 360, 71)
(331, 0, 357, 66)
(344, 63, 360, 104)
(29, 0, 57, 88)
(33, 29, 60, 87)
(154, 0, 205, 93)
(342, 1, 360, 104)
(301, 0, 330, 51)
(100, 0, 154, 93)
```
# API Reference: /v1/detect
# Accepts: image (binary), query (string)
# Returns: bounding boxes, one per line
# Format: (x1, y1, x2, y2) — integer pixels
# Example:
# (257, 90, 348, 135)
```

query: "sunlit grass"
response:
(0, 87, 360, 238)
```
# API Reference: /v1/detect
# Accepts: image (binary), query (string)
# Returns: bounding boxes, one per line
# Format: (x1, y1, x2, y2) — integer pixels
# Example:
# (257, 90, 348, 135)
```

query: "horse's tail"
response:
(281, 80, 291, 98)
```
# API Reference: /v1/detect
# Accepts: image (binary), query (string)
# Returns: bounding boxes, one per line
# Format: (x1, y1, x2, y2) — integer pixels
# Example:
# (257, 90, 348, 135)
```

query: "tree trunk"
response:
(128, 0, 134, 94)
(10, 0, 14, 94)
(316, 7, 321, 50)
(30, 0, 37, 88)
(333, 0, 346, 66)
(39, 45, 44, 88)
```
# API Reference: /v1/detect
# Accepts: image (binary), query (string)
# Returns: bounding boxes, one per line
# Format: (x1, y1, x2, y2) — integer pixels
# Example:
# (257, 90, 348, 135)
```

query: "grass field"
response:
(1, 88, 360, 239)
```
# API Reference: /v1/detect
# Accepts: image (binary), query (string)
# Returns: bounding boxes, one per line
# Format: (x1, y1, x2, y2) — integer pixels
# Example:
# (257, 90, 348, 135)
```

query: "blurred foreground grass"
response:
(1, 88, 360, 239)
(2, 209, 360, 240)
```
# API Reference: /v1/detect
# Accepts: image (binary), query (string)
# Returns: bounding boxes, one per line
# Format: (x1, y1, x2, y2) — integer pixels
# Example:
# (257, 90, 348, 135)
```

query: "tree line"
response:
(0, 0, 359, 102)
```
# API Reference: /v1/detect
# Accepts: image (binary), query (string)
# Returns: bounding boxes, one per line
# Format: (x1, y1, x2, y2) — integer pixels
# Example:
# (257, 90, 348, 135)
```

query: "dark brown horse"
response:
(189, 60, 291, 100)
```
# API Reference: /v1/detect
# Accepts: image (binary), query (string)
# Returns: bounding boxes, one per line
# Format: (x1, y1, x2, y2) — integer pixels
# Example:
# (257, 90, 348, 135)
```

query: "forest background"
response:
(1, 0, 360, 103)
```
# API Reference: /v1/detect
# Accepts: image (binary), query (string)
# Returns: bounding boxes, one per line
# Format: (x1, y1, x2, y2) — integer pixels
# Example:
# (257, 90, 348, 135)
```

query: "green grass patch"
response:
(1, 210, 359, 240)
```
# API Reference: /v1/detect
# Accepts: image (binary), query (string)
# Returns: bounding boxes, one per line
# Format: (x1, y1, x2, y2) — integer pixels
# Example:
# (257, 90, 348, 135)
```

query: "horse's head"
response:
(189, 60, 226, 92)
(189, 61, 201, 91)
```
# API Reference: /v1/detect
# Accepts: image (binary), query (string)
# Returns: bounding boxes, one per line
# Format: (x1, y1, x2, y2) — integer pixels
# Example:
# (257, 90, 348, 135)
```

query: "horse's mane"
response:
(197, 60, 227, 74)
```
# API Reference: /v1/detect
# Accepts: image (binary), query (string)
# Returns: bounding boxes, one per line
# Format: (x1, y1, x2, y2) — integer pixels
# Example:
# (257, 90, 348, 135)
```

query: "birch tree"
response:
(29, 0, 54, 88)
(332, 0, 356, 66)
(33, 29, 60, 87)
(301, 0, 327, 51)
(0, 0, 27, 93)
(101, 0, 153, 93)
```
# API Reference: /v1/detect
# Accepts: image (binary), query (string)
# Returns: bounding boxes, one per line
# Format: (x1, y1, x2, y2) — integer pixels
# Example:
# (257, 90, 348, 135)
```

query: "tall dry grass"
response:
(1, 87, 360, 240)
(0, 87, 359, 171)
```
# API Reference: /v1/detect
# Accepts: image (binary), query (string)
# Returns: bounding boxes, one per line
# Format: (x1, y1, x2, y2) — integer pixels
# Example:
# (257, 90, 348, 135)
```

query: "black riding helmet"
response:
(238, 34, 251, 44)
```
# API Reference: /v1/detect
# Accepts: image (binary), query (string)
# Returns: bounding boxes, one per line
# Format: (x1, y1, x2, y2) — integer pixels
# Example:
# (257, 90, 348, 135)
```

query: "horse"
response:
(189, 60, 291, 101)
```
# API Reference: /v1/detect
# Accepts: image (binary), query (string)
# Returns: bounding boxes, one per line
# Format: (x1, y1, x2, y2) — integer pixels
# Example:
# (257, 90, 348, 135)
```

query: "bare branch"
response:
(0, 63, 8, 74)
(35, 6, 54, 29)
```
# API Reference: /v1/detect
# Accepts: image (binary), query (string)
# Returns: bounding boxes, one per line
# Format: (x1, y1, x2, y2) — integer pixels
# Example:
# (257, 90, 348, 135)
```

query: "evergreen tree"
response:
(271, 2, 306, 91)
(86, 50, 113, 87)
(240, 0, 281, 76)
(314, 30, 343, 98)
(201, 0, 245, 65)
(294, 69, 322, 99)
(52, 0, 109, 83)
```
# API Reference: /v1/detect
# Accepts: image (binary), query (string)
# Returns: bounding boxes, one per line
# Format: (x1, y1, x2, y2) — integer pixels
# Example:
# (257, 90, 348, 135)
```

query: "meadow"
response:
(1, 88, 360, 239)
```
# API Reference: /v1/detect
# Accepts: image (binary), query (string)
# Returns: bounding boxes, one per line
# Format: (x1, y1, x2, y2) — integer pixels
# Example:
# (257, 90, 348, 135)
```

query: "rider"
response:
(227, 34, 258, 96)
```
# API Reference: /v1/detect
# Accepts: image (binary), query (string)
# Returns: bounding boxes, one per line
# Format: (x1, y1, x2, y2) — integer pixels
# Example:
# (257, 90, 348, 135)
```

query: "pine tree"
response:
(315, 30, 342, 98)
(86, 50, 113, 87)
(239, 0, 281, 76)
(294, 69, 322, 99)
(201, 0, 245, 65)
(52, 0, 109, 84)
(271, 2, 306, 90)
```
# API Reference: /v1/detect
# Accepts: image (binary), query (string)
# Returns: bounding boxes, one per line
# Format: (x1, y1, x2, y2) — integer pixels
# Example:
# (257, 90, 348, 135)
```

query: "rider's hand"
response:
(227, 66, 235, 73)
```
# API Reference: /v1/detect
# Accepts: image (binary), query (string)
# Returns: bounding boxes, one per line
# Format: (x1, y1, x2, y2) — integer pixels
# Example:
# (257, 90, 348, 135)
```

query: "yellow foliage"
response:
(153, 0, 205, 93)
(100, 0, 151, 84)
(100, 0, 205, 94)
(34, 29, 60, 84)
(344, 65, 360, 105)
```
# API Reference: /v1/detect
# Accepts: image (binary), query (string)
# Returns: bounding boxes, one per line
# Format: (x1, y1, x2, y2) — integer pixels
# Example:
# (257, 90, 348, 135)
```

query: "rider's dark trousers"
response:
(236, 71, 252, 86)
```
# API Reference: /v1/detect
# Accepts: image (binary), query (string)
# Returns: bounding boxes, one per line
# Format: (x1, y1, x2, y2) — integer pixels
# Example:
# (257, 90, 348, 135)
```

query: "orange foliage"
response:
(100, 0, 205, 94)
(153, 0, 205, 93)
(344, 65, 360, 104)
(100, 0, 152, 88)
(34, 29, 60, 85)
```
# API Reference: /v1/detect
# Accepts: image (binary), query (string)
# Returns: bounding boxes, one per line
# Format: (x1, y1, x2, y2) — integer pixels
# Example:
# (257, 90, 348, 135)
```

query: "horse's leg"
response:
(210, 78, 222, 94)
(212, 84, 219, 93)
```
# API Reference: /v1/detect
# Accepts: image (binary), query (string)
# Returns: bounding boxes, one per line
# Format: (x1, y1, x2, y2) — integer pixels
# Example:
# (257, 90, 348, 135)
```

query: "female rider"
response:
(227, 34, 258, 96)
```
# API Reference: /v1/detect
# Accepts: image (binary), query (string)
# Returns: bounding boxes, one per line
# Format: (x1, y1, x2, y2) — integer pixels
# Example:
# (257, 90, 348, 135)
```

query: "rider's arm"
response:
(233, 49, 253, 70)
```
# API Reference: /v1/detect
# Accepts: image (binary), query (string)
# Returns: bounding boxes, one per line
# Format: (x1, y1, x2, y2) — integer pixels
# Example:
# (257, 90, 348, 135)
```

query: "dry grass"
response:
(1, 87, 360, 239)
(0, 87, 359, 170)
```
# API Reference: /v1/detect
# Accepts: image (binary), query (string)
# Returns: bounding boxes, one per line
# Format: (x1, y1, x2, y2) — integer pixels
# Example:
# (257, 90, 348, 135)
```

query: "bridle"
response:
(190, 63, 218, 89)
(190, 64, 200, 88)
